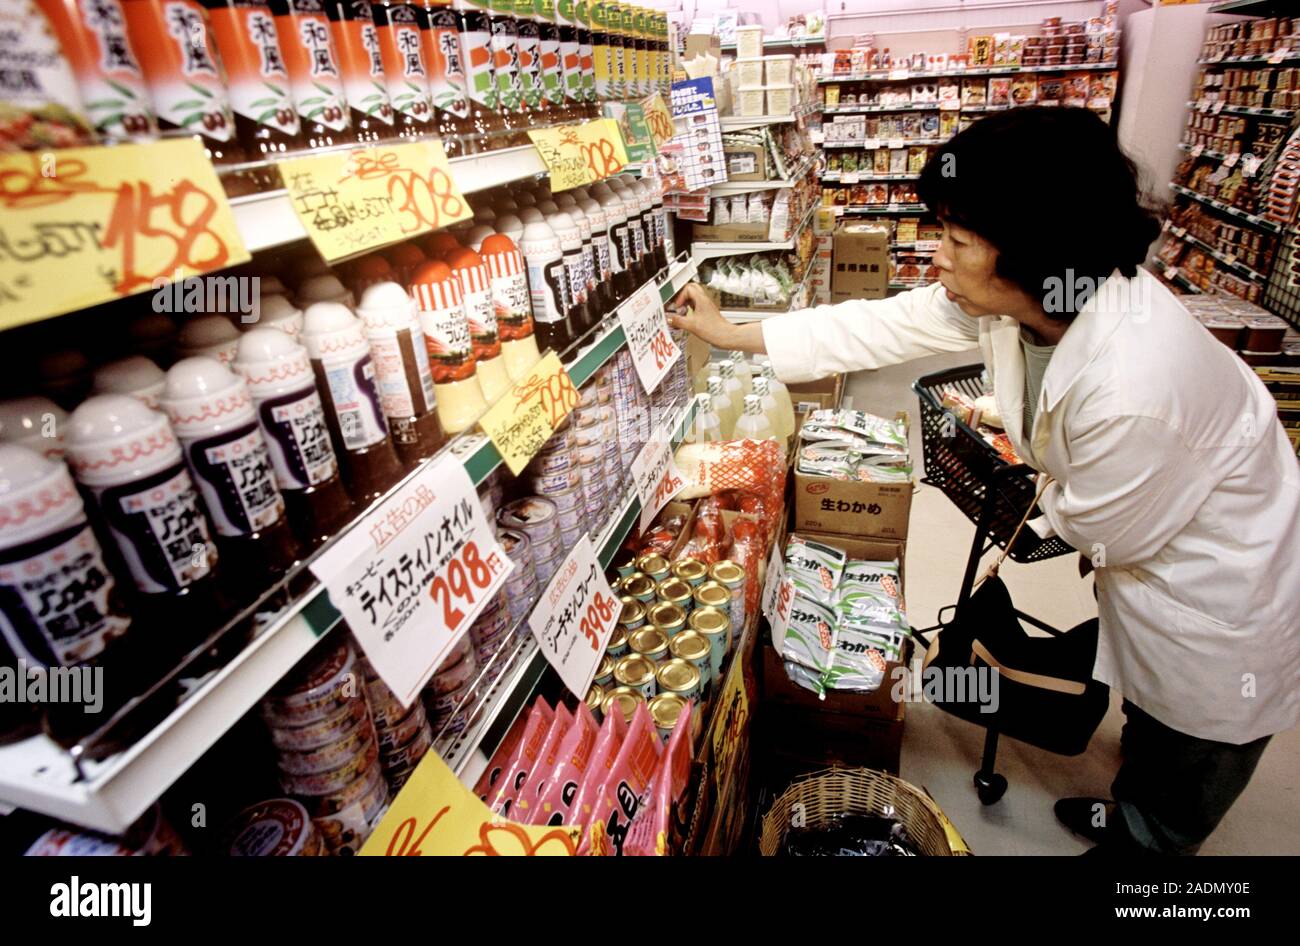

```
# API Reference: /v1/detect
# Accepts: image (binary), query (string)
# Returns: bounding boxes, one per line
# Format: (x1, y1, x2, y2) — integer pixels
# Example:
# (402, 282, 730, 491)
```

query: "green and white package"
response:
(821, 620, 907, 693)
(784, 536, 846, 604)
(781, 594, 838, 675)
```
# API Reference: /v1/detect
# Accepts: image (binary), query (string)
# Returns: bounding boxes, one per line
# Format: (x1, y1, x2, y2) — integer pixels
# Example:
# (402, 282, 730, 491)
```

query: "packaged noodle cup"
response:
(601, 685, 644, 727)
(648, 692, 685, 742)
(628, 625, 668, 660)
(613, 653, 657, 699)
(688, 605, 729, 684)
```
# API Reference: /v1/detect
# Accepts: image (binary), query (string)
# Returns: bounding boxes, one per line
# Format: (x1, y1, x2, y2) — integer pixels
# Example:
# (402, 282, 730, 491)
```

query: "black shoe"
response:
(1054, 797, 1116, 846)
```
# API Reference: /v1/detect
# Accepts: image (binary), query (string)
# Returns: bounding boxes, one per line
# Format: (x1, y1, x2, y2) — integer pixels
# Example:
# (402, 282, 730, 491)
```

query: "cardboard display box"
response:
(786, 373, 844, 415)
(831, 223, 890, 303)
(691, 219, 770, 243)
(723, 142, 768, 182)
(791, 412, 912, 541)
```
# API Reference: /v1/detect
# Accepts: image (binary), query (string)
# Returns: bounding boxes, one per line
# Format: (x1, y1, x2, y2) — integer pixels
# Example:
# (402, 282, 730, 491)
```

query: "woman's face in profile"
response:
(933, 219, 1032, 318)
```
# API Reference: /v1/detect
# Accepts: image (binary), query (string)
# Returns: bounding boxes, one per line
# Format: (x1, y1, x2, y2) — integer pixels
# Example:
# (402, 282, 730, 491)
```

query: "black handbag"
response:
(919, 478, 1109, 756)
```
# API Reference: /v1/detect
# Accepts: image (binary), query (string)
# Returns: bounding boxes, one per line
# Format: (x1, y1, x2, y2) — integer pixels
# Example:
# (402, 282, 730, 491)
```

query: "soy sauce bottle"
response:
(271, 0, 355, 149)
(554, 0, 584, 118)
(487, 0, 527, 137)
(534, 0, 566, 118)
(452, 0, 508, 149)
(519, 218, 573, 353)
(513, 0, 545, 115)
(326, 0, 396, 141)
(588, 0, 611, 102)
(372, 0, 436, 139)
(574, 0, 596, 108)
(421, 0, 475, 155)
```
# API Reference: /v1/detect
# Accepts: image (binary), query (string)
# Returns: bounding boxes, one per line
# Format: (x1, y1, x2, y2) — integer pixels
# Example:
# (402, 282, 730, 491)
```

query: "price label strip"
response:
(529, 534, 621, 699)
(617, 278, 680, 394)
(528, 124, 596, 192)
(478, 351, 579, 474)
(631, 429, 685, 533)
(0, 139, 249, 330)
(279, 140, 470, 262)
(310, 451, 514, 708)
(361, 750, 579, 856)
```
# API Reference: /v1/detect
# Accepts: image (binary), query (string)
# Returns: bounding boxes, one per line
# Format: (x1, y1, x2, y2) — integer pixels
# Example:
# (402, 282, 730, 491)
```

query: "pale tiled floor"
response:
(844, 351, 1300, 856)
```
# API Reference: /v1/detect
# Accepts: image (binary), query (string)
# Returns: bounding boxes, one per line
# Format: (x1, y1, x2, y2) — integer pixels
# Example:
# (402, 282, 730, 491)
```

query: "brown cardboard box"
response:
(723, 142, 768, 182)
(831, 223, 890, 303)
(684, 33, 721, 60)
(786, 373, 844, 414)
(791, 412, 912, 540)
(691, 220, 770, 243)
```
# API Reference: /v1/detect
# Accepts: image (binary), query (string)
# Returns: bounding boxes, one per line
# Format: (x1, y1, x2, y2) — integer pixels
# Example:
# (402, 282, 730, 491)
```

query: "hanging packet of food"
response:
(623, 698, 694, 856)
(511, 703, 578, 823)
(785, 535, 846, 604)
(528, 702, 601, 826)
(570, 707, 628, 830)
(489, 701, 562, 817)
(581, 701, 662, 855)
(473, 705, 534, 803)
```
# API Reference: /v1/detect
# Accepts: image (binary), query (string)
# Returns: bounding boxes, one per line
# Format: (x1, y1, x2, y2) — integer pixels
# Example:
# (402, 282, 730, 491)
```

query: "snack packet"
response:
(785, 535, 846, 603)
(822, 621, 907, 693)
(513, 702, 579, 822)
(491, 702, 566, 818)
(781, 594, 838, 676)
(473, 707, 533, 803)
(529, 703, 601, 826)
(624, 699, 696, 856)
(570, 707, 628, 829)
(582, 702, 663, 856)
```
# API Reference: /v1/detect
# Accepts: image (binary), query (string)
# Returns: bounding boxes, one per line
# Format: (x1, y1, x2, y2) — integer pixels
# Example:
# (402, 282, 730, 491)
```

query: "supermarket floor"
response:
(843, 350, 1300, 856)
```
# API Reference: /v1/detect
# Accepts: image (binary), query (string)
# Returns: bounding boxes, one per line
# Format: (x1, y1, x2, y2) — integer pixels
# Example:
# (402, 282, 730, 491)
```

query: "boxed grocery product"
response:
(940, 111, 960, 137)
(962, 78, 987, 106)
(1010, 75, 1038, 106)
(792, 412, 913, 540)
(786, 374, 845, 414)
(723, 141, 768, 181)
(938, 81, 961, 109)
(1038, 76, 1065, 105)
(1063, 73, 1089, 107)
(989, 77, 1012, 106)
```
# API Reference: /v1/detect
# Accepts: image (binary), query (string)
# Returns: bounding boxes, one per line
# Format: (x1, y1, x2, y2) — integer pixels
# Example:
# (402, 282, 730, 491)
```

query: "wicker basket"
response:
(759, 767, 972, 856)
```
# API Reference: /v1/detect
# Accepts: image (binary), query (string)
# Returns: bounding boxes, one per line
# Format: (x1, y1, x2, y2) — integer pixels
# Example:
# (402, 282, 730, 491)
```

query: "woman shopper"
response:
(669, 107, 1300, 856)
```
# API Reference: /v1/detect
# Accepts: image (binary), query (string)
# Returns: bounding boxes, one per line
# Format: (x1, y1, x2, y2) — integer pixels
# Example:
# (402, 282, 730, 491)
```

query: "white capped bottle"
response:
(758, 362, 796, 444)
(717, 359, 745, 416)
(519, 206, 545, 224)
(573, 189, 615, 314)
(296, 273, 356, 309)
(752, 375, 783, 446)
(0, 397, 68, 460)
(92, 356, 167, 411)
(519, 218, 573, 353)
(707, 374, 737, 439)
(409, 260, 490, 435)
(547, 211, 595, 337)
(729, 350, 754, 396)
(734, 394, 776, 442)
(176, 316, 241, 368)
(686, 392, 722, 444)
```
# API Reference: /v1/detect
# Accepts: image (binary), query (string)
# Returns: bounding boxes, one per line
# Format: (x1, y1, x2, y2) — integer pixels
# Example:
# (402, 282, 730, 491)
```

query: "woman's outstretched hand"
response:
(667, 283, 735, 348)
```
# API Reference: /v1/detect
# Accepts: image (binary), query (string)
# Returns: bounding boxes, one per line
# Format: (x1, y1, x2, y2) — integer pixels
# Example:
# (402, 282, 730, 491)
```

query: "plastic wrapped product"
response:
(624, 698, 693, 855)
(487, 699, 557, 816)
(523, 702, 600, 825)
(822, 620, 908, 694)
(473, 707, 532, 803)
(784, 535, 846, 604)
(570, 705, 628, 829)
(582, 701, 662, 855)
(781, 594, 837, 678)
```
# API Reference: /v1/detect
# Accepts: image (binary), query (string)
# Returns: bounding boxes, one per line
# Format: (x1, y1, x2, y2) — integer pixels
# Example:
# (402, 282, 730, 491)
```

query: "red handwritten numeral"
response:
(582, 137, 624, 180)
(385, 808, 450, 856)
(648, 328, 674, 371)
(428, 540, 493, 630)
(101, 179, 231, 295)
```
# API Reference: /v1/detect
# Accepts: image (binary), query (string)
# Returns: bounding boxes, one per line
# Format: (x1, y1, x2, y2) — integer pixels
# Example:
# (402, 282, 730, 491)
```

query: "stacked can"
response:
(498, 496, 564, 585)
(470, 590, 514, 686)
(670, 328, 691, 407)
(496, 527, 539, 625)
(592, 366, 624, 484)
(478, 467, 506, 524)
(570, 393, 609, 536)
(521, 421, 588, 549)
(356, 655, 434, 795)
(421, 636, 478, 739)
(610, 348, 646, 471)
(259, 639, 389, 854)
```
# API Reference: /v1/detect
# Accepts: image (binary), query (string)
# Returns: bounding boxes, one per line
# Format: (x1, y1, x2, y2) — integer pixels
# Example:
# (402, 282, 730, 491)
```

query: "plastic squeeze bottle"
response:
(271, 0, 355, 150)
(176, 316, 242, 368)
(479, 232, 542, 381)
(409, 260, 490, 434)
(93, 357, 167, 410)
(0, 397, 68, 460)
(547, 211, 595, 337)
(420, 0, 475, 156)
(555, 196, 607, 320)
(446, 247, 512, 404)
(325, 0, 396, 143)
(729, 350, 754, 396)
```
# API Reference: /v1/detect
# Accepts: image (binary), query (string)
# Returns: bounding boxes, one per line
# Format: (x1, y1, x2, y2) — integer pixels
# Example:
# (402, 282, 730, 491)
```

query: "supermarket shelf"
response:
(1162, 223, 1267, 283)
(819, 61, 1121, 83)
(823, 138, 947, 149)
(719, 259, 819, 322)
(228, 144, 549, 253)
(708, 154, 817, 195)
(1178, 141, 1234, 163)
(893, 241, 940, 252)
(959, 104, 1014, 113)
(690, 201, 818, 261)
(1198, 52, 1300, 67)
(823, 103, 941, 115)
(437, 394, 701, 778)
(840, 203, 931, 215)
(719, 36, 826, 51)
(720, 114, 798, 129)
(1169, 183, 1282, 234)
(1186, 99, 1296, 120)
(0, 259, 697, 835)
(822, 172, 920, 183)
(1154, 265, 1204, 295)
(1209, 0, 1296, 14)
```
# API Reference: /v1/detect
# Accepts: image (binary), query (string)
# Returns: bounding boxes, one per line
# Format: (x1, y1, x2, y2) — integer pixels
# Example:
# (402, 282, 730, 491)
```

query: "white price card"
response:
(618, 278, 681, 394)
(311, 452, 514, 708)
(1212, 101, 1224, 114)
(1191, 144, 1205, 157)
(888, 138, 906, 150)
(760, 544, 795, 648)
(529, 534, 620, 698)
(841, 171, 860, 184)
(1268, 47, 1292, 65)
(1223, 152, 1240, 168)
(889, 69, 910, 80)
(631, 426, 686, 532)
(862, 138, 881, 149)
(915, 239, 941, 253)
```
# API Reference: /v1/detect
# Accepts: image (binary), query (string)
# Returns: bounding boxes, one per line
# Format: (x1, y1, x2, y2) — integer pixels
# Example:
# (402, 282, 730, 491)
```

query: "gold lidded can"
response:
(603, 685, 646, 725)
(618, 596, 647, 631)
(656, 657, 701, 702)
(635, 553, 671, 582)
(613, 653, 658, 699)
(622, 573, 656, 603)
(694, 580, 730, 613)
(607, 625, 631, 659)
(671, 557, 709, 587)
(586, 683, 605, 719)
(594, 653, 616, 687)
(709, 561, 748, 635)
(613, 548, 638, 578)
(689, 605, 730, 686)
(647, 601, 687, 639)
(649, 692, 686, 742)
(670, 628, 713, 696)
(629, 625, 669, 660)
(656, 576, 695, 614)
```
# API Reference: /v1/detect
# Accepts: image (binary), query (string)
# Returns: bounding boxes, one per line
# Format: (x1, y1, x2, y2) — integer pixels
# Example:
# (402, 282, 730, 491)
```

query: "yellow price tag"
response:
(0, 139, 249, 331)
(527, 124, 594, 192)
(360, 751, 580, 856)
(278, 139, 470, 262)
(578, 119, 630, 180)
(478, 351, 579, 474)
(710, 639, 751, 774)
(643, 93, 675, 149)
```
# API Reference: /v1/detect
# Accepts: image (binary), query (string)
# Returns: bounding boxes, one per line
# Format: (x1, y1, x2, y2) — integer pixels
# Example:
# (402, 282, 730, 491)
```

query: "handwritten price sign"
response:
(617, 279, 680, 394)
(478, 351, 579, 474)
(529, 534, 621, 699)
(761, 542, 794, 649)
(361, 750, 580, 856)
(642, 93, 675, 150)
(631, 432, 685, 532)
(528, 125, 594, 193)
(279, 139, 469, 262)
(311, 451, 513, 707)
(0, 139, 249, 330)
(578, 119, 630, 181)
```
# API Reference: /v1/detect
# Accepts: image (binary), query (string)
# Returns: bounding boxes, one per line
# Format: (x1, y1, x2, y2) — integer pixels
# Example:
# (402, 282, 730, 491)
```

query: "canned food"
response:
(279, 737, 380, 797)
(602, 685, 646, 726)
(365, 684, 412, 730)
(585, 682, 605, 718)
(497, 497, 560, 534)
(528, 448, 574, 477)
(671, 558, 709, 587)
(301, 760, 387, 818)
(223, 799, 326, 857)
(594, 653, 616, 687)
(636, 553, 671, 581)
(656, 577, 695, 613)
(613, 653, 658, 699)
(559, 523, 586, 550)
(374, 701, 429, 753)
(670, 629, 713, 695)
(656, 658, 701, 702)
(613, 549, 637, 578)
(649, 692, 687, 742)
(379, 718, 433, 770)
(527, 467, 581, 494)
(617, 596, 647, 631)
(267, 697, 371, 752)
(578, 383, 601, 408)
(497, 526, 532, 563)
(648, 601, 687, 638)
(534, 551, 562, 586)
(262, 641, 359, 726)
(622, 573, 656, 603)
(555, 502, 586, 533)
(695, 580, 731, 616)
(429, 648, 478, 696)
(276, 715, 377, 776)
(629, 625, 669, 660)
(472, 608, 513, 646)
(573, 442, 604, 466)
(424, 679, 471, 723)
(689, 605, 730, 685)
(573, 418, 602, 447)
(709, 560, 748, 626)
(606, 625, 631, 659)
(544, 486, 584, 513)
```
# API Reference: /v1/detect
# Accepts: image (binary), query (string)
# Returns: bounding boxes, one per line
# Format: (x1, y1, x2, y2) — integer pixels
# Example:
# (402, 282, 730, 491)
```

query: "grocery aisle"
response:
(846, 353, 1300, 855)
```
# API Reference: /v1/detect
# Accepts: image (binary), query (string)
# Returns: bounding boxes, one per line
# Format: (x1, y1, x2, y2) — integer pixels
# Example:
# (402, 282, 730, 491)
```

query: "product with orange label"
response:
(0, 1, 98, 151)
(488, 697, 555, 816)
(409, 260, 489, 434)
(534, 0, 565, 116)
(512, 700, 581, 822)
(569, 696, 626, 828)
(325, 0, 394, 141)
(446, 247, 511, 404)
(451, 0, 507, 145)
(419, 0, 473, 153)
(623, 696, 691, 855)
(528, 701, 600, 825)
(120, 0, 242, 161)
(370, 0, 434, 138)
(270, 0, 353, 148)
(37, 0, 158, 143)
(514, 0, 544, 112)
(383, 241, 426, 282)
(203, 0, 306, 156)
(582, 698, 661, 854)
(487, 0, 523, 118)
(478, 232, 541, 382)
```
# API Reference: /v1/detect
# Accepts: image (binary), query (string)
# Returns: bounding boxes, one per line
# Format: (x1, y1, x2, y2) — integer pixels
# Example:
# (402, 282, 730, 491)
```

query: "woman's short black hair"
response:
(916, 107, 1161, 320)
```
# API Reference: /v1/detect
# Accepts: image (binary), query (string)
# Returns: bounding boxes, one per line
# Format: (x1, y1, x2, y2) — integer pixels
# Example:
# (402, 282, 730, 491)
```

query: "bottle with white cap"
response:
(717, 359, 745, 420)
(300, 302, 405, 502)
(756, 363, 795, 444)
(513, 189, 537, 208)
(571, 188, 615, 314)
(684, 391, 723, 444)
(625, 175, 663, 276)
(479, 232, 542, 381)
(296, 273, 356, 309)
(728, 350, 754, 396)
(591, 181, 634, 301)
(38, 350, 92, 409)
(518, 206, 545, 225)
(518, 218, 573, 353)
(474, 205, 498, 226)
(176, 316, 242, 368)
(408, 261, 490, 435)
(446, 246, 512, 404)
(355, 281, 446, 466)
(160, 358, 300, 583)
(127, 313, 179, 367)
(234, 328, 354, 549)
(647, 175, 672, 266)
(733, 393, 777, 442)
(707, 374, 737, 439)
(494, 196, 520, 215)
(494, 212, 524, 246)
(0, 444, 134, 743)
(64, 394, 222, 646)
(751, 375, 786, 447)
(555, 195, 606, 320)
(92, 357, 167, 411)
(248, 292, 306, 340)
(548, 210, 594, 337)
(0, 397, 68, 460)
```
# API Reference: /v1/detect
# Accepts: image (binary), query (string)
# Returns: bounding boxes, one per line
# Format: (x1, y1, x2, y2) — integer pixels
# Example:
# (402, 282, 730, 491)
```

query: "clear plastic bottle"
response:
(751, 375, 784, 446)
(685, 392, 722, 444)
(734, 394, 776, 442)
(716, 359, 744, 417)
(758, 361, 795, 444)
(729, 350, 754, 396)
(706, 374, 736, 440)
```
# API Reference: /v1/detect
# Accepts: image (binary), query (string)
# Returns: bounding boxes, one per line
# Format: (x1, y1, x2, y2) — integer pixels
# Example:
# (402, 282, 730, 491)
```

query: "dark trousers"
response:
(1108, 700, 1272, 855)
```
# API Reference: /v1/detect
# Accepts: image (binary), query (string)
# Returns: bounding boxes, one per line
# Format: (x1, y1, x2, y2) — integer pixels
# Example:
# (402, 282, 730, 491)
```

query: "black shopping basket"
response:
(911, 364, 1080, 805)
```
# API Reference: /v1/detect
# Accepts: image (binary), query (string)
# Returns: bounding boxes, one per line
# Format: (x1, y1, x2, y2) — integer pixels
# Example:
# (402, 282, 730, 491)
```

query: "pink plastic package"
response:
(569, 708, 628, 830)
(582, 702, 663, 856)
(528, 703, 601, 825)
(511, 703, 577, 822)
(473, 705, 537, 803)
(488, 700, 556, 816)
(624, 700, 695, 856)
